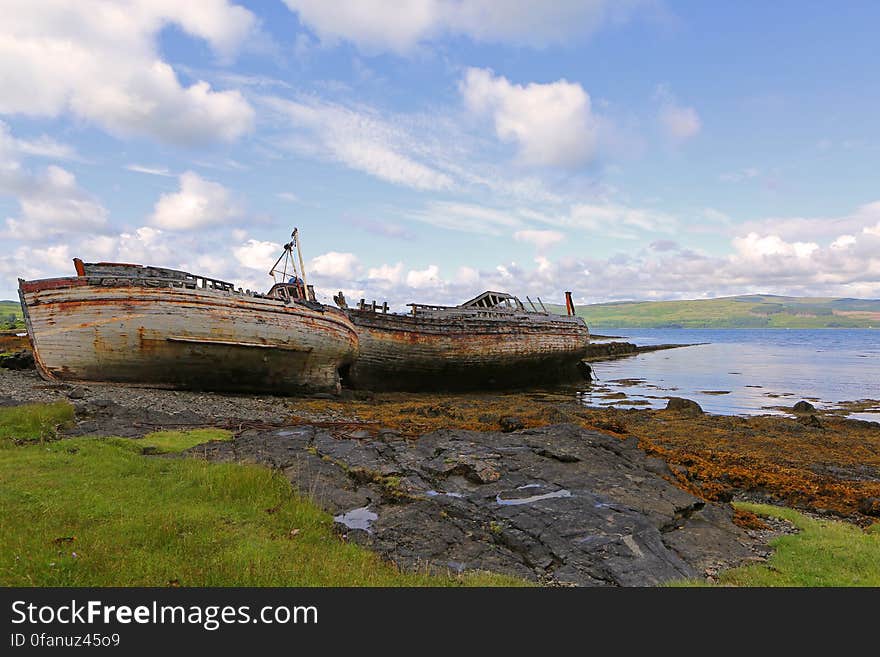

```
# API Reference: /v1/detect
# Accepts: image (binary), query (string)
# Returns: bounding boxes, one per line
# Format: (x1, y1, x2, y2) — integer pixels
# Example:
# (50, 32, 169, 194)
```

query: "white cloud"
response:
(276, 201, 880, 307)
(1, 156, 108, 241)
(233, 238, 281, 272)
(831, 234, 856, 249)
(461, 67, 599, 167)
(0, 120, 77, 166)
(8, 208, 880, 305)
(406, 201, 522, 235)
(406, 264, 440, 288)
(401, 199, 677, 241)
(739, 201, 880, 242)
(283, 0, 648, 53)
(149, 171, 239, 231)
(530, 202, 678, 237)
(10, 136, 77, 161)
(656, 86, 701, 142)
(367, 262, 405, 284)
(514, 229, 564, 251)
(0, 0, 256, 144)
(125, 164, 173, 177)
(732, 233, 819, 260)
(310, 251, 361, 279)
(264, 96, 453, 191)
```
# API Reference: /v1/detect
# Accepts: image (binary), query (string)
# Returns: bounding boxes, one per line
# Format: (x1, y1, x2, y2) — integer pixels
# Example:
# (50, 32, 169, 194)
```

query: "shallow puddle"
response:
(334, 506, 378, 532)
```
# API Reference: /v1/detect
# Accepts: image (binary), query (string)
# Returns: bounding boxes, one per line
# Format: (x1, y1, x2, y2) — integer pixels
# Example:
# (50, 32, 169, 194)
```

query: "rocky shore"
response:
(582, 340, 699, 362)
(193, 423, 761, 585)
(2, 366, 877, 584)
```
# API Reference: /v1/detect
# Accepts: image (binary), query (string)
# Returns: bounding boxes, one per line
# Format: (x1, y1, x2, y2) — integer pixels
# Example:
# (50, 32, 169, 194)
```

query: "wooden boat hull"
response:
(18, 277, 358, 394)
(345, 311, 590, 390)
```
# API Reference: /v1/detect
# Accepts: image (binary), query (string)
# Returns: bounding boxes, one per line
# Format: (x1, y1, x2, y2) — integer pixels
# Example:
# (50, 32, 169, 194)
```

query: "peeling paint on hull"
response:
(18, 278, 358, 394)
(345, 311, 590, 391)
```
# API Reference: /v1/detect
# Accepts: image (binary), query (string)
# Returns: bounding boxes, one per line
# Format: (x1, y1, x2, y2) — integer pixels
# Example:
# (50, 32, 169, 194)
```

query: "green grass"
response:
(0, 407, 524, 587)
(551, 294, 880, 328)
(674, 503, 880, 587)
(0, 401, 75, 442)
(0, 300, 24, 331)
(136, 428, 233, 454)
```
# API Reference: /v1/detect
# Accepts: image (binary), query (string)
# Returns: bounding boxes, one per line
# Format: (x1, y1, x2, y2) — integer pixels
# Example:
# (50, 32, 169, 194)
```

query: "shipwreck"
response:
(338, 290, 590, 391)
(18, 230, 358, 393)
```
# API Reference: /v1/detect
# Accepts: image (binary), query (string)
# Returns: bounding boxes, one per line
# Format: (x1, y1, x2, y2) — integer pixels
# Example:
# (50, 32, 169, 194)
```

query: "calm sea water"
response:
(579, 329, 880, 420)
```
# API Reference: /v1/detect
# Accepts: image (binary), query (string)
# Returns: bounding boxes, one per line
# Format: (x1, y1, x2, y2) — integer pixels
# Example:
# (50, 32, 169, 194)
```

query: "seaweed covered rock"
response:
(793, 400, 817, 414)
(665, 397, 704, 415)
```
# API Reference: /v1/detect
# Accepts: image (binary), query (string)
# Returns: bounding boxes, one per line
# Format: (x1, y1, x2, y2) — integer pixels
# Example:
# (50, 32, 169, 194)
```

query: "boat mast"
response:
(293, 228, 308, 289)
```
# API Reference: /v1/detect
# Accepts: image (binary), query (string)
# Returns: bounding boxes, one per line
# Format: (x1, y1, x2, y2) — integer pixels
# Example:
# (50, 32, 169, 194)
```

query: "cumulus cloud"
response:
(461, 68, 599, 167)
(732, 233, 818, 260)
(0, 0, 256, 144)
(656, 86, 701, 142)
(406, 264, 441, 288)
(0, 138, 108, 241)
(309, 251, 361, 279)
(257, 199, 880, 308)
(149, 172, 240, 231)
(233, 239, 281, 272)
(0, 243, 76, 286)
(283, 0, 648, 53)
(367, 262, 405, 284)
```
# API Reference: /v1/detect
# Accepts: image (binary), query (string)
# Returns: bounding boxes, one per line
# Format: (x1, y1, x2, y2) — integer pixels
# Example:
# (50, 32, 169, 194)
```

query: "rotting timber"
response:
(340, 290, 591, 391)
(18, 229, 358, 394)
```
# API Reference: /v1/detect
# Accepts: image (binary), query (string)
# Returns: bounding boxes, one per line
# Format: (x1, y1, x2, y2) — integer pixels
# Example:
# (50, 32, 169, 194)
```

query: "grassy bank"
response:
(0, 401, 74, 441)
(672, 503, 880, 587)
(0, 403, 521, 587)
(719, 503, 880, 586)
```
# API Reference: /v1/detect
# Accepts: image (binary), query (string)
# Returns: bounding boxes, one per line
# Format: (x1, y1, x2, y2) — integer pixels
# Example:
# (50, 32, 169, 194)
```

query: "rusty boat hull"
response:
(18, 274, 358, 394)
(344, 293, 590, 390)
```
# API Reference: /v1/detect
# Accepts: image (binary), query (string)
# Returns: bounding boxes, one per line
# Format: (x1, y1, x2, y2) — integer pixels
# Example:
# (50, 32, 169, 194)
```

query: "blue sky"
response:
(2, 0, 879, 305)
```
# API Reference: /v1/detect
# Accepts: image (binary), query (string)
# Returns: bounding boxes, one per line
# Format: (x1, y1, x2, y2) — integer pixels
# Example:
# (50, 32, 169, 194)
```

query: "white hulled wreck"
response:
(18, 230, 358, 393)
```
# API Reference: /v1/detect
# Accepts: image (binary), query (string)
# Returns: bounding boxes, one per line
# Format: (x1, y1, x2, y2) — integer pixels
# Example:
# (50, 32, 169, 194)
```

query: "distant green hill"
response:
(554, 295, 880, 328)
(0, 300, 24, 331)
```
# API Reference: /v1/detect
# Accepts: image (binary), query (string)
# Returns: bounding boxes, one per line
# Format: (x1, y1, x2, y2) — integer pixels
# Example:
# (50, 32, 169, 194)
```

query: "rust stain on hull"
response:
(19, 278, 358, 394)
(345, 304, 590, 391)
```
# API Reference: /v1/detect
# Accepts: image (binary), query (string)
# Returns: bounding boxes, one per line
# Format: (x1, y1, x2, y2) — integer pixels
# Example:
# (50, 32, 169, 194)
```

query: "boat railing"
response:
(83, 275, 252, 295)
(357, 299, 390, 313)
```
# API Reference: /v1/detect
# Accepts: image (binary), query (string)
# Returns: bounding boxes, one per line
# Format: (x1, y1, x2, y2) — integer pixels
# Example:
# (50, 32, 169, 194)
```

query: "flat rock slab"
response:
(64, 398, 209, 438)
(194, 423, 759, 586)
